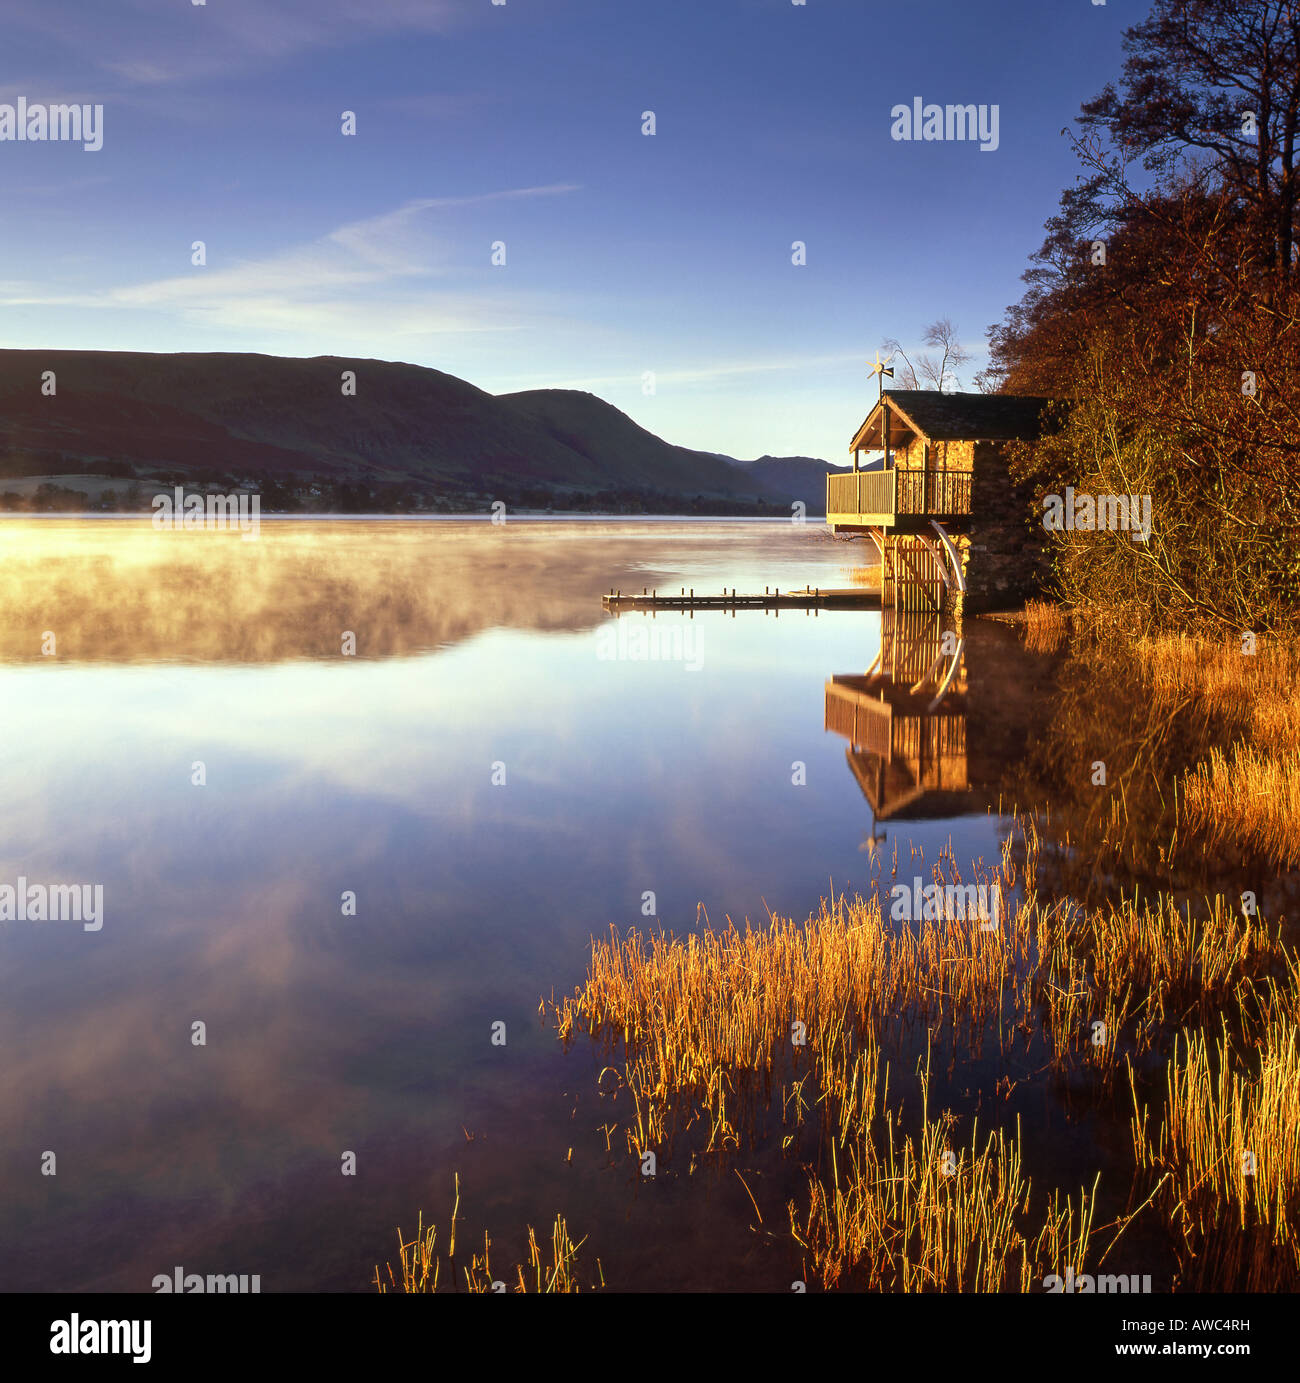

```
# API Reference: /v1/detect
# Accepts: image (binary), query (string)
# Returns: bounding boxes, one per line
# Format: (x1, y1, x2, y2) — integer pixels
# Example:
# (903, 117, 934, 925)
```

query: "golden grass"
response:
(1250, 694, 1300, 756)
(554, 846, 1030, 1152)
(1136, 634, 1300, 736)
(1134, 1017, 1300, 1236)
(1050, 630, 1300, 870)
(1182, 744, 1300, 869)
(1012, 816, 1284, 1075)
(1136, 633, 1300, 863)
(1129, 1007, 1300, 1288)
(791, 1057, 1097, 1292)
(1022, 599, 1069, 653)
(375, 1175, 601, 1293)
(549, 832, 1139, 1288)
(548, 806, 1296, 1289)
(1039, 891, 1283, 1047)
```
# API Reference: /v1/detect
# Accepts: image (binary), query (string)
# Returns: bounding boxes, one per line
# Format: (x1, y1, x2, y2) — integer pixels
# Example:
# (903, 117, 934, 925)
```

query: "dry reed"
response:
(791, 1059, 1096, 1292)
(1022, 600, 1070, 653)
(554, 847, 1030, 1149)
(1129, 1008, 1300, 1289)
(374, 1175, 601, 1293)
(1133, 633, 1300, 864)
(546, 801, 1295, 1289)
(1182, 745, 1300, 869)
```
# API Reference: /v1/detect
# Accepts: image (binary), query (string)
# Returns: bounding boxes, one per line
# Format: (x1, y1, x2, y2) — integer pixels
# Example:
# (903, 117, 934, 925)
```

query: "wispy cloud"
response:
(520, 353, 867, 393)
(10, 0, 462, 87)
(0, 187, 582, 346)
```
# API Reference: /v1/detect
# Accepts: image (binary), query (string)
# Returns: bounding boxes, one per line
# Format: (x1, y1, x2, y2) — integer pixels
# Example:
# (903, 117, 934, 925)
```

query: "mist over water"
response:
(0, 517, 1222, 1291)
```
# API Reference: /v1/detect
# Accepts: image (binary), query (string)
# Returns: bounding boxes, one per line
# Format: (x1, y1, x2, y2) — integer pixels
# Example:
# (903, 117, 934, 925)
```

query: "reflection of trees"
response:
(1005, 635, 1296, 913)
(823, 613, 1295, 919)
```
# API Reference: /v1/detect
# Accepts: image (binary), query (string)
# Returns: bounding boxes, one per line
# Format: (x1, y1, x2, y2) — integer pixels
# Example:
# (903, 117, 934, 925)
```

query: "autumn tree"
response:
(981, 3, 1300, 631)
(1079, 0, 1300, 278)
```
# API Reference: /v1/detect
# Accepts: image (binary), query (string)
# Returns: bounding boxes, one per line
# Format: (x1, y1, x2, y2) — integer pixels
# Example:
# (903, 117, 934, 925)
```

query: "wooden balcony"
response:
(827, 467, 973, 532)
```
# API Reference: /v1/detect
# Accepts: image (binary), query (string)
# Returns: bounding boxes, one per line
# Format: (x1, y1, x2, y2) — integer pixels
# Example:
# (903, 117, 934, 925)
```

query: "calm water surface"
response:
(0, 517, 1089, 1290)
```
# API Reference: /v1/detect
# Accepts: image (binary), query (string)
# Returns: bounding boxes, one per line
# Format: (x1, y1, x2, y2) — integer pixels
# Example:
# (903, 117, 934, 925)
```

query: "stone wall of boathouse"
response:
(955, 441, 1051, 615)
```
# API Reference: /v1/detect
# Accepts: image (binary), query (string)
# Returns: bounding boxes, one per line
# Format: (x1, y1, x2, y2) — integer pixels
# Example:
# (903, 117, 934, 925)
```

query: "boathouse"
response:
(827, 389, 1053, 613)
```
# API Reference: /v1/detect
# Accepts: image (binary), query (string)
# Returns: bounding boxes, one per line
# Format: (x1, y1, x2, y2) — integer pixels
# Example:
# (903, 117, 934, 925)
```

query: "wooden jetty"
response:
(602, 585, 881, 613)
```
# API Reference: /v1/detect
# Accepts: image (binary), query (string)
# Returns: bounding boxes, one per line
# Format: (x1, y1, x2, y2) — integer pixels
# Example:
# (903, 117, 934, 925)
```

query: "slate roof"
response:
(879, 390, 1053, 442)
(850, 390, 1056, 453)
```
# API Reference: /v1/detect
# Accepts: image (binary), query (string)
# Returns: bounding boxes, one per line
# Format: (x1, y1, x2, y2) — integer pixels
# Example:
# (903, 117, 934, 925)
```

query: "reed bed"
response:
(550, 835, 1119, 1288)
(1133, 1017, 1300, 1238)
(1036, 891, 1284, 1048)
(791, 1060, 1096, 1292)
(1129, 1010, 1300, 1288)
(1136, 634, 1300, 741)
(1037, 944, 1136, 1075)
(544, 802, 1296, 1290)
(553, 848, 1032, 1150)
(1078, 894, 1280, 1018)
(1032, 628, 1300, 875)
(1182, 744, 1300, 869)
(1005, 817, 1284, 1076)
(1022, 599, 1070, 653)
(1131, 633, 1300, 864)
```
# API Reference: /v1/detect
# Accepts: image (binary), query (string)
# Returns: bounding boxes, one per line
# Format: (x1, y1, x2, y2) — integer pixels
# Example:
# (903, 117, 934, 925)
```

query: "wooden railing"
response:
(827, 469, 895, 519)
(824, 683, 892, 757)
(825, 680, 969, 767)
(891, 712, 968, 767)
(828, 467, 973, 521)
(896, 468, 973, 517)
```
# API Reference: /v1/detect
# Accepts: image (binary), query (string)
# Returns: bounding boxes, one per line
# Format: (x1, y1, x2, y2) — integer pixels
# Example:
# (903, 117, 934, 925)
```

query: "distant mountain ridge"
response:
(728, 454, 849, 511)
(0, 349, 842, 514)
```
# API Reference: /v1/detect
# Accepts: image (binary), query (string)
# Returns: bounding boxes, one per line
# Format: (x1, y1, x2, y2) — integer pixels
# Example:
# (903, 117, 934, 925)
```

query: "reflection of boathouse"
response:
(824, 609, 976, 820)
(824, 612, 1057, 826)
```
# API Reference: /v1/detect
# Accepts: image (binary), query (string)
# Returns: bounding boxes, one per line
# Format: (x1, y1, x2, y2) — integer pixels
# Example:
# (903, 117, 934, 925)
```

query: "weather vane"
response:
(869, 349, 894, 400)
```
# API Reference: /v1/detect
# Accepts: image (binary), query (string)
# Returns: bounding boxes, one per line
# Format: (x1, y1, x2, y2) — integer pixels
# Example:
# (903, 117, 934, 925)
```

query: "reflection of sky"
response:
(0, 519, 1005, 1290)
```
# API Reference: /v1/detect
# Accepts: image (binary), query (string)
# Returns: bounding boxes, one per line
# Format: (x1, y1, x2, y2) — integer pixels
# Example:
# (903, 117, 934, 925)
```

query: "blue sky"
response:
(1, 0, 1136, 460)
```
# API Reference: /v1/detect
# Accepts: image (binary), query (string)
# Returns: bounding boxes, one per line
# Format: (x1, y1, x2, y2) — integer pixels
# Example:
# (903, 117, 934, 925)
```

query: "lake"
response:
(0, 516, 1255, 1291)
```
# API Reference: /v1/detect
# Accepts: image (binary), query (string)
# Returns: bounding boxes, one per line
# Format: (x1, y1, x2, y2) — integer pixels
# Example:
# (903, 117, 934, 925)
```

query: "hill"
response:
(728, 454, 851, 513)
(0, 350, 834, 514)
